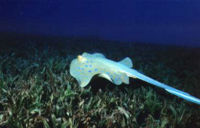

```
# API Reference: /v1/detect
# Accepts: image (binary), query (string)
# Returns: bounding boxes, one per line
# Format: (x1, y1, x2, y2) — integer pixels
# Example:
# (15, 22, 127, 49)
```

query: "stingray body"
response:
(70, 52, 200, 105)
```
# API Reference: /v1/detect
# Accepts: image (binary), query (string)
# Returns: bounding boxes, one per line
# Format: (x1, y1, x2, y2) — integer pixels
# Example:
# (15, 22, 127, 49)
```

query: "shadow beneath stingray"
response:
(88, 75, 170, 99)
(89, 76, 115, 92)
(88, 75, 144, 93)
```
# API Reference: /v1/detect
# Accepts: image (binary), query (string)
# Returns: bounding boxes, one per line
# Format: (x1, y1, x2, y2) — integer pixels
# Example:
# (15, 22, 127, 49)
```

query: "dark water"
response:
(1, 0, 200, 46)
(0, 0, 200, 127)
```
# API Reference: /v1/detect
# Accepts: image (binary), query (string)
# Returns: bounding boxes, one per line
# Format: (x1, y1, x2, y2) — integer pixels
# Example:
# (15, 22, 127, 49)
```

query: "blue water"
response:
(0, 0, 200, 47)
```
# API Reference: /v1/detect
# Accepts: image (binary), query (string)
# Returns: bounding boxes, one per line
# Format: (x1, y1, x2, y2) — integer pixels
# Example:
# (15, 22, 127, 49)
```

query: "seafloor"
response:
(0, 33, 200, 128)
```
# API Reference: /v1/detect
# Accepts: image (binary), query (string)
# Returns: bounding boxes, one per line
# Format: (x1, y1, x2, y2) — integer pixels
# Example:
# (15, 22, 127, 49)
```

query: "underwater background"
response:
(0, 0, 200, 128)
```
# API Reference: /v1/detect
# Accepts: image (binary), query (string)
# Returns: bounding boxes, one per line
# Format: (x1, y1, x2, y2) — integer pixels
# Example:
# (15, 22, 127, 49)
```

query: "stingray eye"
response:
(77, 55, 87, 62)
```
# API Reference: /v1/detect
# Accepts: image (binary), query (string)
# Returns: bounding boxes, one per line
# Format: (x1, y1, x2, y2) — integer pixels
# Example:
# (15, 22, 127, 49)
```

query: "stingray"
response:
(70, 52, 200, 105)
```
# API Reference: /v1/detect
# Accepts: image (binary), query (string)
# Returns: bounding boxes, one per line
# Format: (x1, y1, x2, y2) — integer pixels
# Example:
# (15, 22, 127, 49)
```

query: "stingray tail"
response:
(128, 69, 200, 105)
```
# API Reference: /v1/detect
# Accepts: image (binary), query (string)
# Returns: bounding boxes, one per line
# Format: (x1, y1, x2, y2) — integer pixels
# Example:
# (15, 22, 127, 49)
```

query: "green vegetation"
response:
(0, 34, 200, 127)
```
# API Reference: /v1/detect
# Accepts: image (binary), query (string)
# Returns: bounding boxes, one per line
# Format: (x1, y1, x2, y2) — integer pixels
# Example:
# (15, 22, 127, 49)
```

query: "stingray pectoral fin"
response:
(119, 57, 133, 68)
(92, 53, 105, 58)
(99, 73, 122, 85)
(77, 76, 92, 87)
(99, 73, 112, 82)
(71, 69, 94, 87)
(99, 71, 130, 85)
(128, 69, 200, 105)
(120, 72, 129, 84)
(70, 71, 93, 87)
(69, 58, 94, 87)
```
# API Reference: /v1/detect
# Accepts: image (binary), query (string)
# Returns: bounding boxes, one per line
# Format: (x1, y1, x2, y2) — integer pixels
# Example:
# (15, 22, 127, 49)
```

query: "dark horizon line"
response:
(0, 31, 199, 48)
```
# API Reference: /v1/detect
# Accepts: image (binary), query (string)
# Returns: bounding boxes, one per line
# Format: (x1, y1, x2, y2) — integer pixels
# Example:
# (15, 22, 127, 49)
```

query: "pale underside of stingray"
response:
(70, 52, 200, 105)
